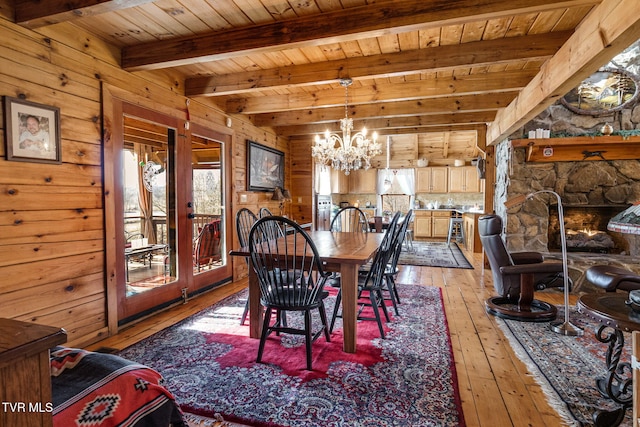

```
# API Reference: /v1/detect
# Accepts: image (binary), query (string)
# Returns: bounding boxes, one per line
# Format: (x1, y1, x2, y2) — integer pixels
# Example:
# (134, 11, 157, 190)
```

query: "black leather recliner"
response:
(479, 214, 564, 321)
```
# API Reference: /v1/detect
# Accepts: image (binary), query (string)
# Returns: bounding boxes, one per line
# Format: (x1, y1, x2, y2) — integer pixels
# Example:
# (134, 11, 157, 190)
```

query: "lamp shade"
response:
(271, 187, 284, 201)
(282, 188, 292, 200)
(608, 202, 640, 235)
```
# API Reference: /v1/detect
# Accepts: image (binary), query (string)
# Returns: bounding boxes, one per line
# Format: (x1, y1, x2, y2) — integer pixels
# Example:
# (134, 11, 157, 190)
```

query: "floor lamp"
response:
(505, 190, 583, 336)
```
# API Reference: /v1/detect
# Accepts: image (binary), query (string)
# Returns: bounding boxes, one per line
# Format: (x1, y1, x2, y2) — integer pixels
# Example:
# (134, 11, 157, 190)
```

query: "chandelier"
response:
(311, 78, 382, 175)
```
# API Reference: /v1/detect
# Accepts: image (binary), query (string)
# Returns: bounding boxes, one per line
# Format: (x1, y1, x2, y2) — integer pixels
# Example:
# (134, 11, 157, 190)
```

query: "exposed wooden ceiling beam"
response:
(251, 93, 518, 127)
(227, 70, 537, 114)
(122, 0, 598, 71)
(185, 32, 571, 97)
(487, 0, 640, 144)
(277, 111, 496, 137)
(14, 0, 155, 28)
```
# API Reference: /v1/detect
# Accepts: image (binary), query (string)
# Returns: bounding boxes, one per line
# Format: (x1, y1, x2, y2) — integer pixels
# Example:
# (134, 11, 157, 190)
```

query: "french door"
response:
(105, 98, 232, 327)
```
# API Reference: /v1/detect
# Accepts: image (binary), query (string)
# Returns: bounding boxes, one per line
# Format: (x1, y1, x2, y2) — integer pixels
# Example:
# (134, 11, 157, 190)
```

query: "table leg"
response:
(340, 263, 358, 353)
(248, 266, 263, 339)
(592, 325, 632, 427)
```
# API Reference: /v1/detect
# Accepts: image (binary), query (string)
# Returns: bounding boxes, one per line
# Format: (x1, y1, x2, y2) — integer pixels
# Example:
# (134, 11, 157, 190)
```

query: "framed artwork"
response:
(247, 140, 284, 191)
(3, 96, 61, 164)
(561, 68, 640, 116)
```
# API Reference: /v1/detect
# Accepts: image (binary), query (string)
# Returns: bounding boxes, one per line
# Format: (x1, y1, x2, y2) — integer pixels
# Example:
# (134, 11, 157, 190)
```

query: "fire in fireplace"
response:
(548, 205, 630, 254)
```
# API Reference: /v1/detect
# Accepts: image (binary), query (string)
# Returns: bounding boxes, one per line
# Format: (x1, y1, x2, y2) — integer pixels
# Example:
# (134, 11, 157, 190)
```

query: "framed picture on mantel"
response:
(246, 140, 284, 191)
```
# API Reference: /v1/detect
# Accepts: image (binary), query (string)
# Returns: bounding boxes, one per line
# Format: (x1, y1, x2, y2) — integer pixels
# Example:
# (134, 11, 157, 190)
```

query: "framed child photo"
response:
(4, 96, 61, 164)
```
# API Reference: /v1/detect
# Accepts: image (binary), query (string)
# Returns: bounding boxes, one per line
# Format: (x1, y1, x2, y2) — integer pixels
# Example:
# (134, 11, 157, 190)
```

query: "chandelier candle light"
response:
(311, 78, 382, 175)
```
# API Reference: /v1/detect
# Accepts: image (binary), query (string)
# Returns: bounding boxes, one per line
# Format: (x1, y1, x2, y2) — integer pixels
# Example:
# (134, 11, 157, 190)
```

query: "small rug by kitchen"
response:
(118, 284, 465, 427)
(398, 241, 473, 269)
(497, 306, 632, 426)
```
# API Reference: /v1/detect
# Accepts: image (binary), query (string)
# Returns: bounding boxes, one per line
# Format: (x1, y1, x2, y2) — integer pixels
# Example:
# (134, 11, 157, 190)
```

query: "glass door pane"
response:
(123, 118, 177, 296)
(191, 134, 226, 276)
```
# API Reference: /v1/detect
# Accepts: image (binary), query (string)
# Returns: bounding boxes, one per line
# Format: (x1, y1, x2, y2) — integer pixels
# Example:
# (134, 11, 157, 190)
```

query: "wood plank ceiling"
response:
(12, 0, 640, 161)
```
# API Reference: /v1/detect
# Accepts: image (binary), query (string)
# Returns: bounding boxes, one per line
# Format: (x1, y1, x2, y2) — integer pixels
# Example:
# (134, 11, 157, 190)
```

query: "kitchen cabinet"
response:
(462, 213, 483, 253)
(414, 211, 432, 238)
(448, 166, 480, 193)
(331, 168, 349, 194)
(414, 210, 451, 238)
(349, 169, 377, 194)
(432, 211, 451, 237)
(415, 167, 448, 193)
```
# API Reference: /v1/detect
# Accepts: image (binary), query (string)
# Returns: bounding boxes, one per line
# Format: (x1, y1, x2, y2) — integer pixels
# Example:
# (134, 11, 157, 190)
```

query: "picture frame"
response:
(247, 140, 284, 191)
(3, 96, 61, 164)
(561, 67, 640, 116)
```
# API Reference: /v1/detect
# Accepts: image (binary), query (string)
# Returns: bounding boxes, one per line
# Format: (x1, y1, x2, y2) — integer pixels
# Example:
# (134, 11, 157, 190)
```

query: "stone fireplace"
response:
(491, 100, 640, 291)
(496, 143, 640, 256)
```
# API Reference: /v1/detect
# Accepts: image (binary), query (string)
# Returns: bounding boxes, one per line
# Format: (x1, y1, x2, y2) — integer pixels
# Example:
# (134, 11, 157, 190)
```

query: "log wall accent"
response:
(0, 15, 287, 346)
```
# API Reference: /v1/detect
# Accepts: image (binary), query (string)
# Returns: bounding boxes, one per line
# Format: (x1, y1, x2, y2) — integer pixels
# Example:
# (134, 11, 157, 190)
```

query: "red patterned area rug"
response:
(118, 284, 465, 427)
(497, 306, 632, 426)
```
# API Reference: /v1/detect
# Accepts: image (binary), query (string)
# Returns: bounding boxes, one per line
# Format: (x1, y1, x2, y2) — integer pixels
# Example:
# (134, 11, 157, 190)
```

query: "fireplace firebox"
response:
(548, 205, 630, 254)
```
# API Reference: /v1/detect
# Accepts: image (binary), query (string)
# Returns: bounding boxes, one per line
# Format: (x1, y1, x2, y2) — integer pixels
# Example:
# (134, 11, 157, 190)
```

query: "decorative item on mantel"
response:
(601, 122, 614, 136)
(311, 78, 382, 175)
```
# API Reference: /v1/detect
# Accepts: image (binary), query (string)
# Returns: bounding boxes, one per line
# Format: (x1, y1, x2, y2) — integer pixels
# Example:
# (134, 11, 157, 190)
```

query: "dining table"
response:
(230, 229, 384, 353)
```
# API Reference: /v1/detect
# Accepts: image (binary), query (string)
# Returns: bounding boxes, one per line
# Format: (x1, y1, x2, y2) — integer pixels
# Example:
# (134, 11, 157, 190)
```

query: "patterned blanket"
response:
(51, 347, 186, 427)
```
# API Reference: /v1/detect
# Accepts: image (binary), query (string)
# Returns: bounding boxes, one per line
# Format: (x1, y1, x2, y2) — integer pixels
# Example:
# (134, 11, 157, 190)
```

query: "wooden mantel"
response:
(510, 136, 640, 162)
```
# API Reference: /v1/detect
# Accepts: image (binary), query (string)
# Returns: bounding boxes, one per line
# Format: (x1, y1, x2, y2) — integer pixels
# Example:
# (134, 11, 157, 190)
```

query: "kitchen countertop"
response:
(414, 207, 485, 214)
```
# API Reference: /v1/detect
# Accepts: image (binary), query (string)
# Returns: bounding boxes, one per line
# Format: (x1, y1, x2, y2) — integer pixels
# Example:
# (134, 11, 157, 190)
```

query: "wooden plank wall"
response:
(0, 14, 286, 346)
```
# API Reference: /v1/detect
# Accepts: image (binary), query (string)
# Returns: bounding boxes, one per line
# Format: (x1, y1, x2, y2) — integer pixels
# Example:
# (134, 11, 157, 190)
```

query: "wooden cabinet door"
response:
(448, 166, 480, 193)
(432, 212, 451, 237)
(448, 167, 466, 192)
(416, 167, 447, 193)
(415, 168, 431, 193)
(464, 167, 480, 192)
(331, 169, 349, 193)
(349, 169, 377, 193)
(414, 212, 432, 237)
(463, 215, 475, 252)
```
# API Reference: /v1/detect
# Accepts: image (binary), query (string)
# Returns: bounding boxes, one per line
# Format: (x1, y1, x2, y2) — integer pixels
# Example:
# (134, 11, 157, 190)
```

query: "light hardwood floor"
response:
(88, 248, 572, 427)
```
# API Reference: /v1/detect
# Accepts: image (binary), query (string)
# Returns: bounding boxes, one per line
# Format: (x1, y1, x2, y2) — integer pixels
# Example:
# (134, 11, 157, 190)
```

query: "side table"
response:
(577, 293, 640, 427)
(0, 318, 67, 427)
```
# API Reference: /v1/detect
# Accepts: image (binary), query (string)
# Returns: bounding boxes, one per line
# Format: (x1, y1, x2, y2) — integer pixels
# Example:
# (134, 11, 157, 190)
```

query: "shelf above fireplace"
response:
(510, 136, 640, 162)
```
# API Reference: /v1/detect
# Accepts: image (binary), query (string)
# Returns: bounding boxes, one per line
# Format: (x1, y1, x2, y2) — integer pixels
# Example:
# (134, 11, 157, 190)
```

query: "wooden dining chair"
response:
(328, 206, 369, 287)
(236, 208, 258, 325)
(331, 212, 402, 338)
(330, 206, 369, 233)
(258, 207, 273, 218)
(248, 216, 331, 370)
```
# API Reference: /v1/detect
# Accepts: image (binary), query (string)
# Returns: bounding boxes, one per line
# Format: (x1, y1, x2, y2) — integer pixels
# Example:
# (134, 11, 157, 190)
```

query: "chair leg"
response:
(377, 289, 391, 322)
(319, 302, 331, 342)
(384, 275, 400, 315)
(257, 307, 272, 364)
(240, 298, 249, 325)
(330, 290, 342, 333)
(390, 275, 401, 304)
(369, 290, 386, 338)
(304, 310, 313, 370)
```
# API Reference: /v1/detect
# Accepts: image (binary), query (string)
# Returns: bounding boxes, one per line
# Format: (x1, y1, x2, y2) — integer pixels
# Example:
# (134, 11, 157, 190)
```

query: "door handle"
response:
(187, 213, 195, 219)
